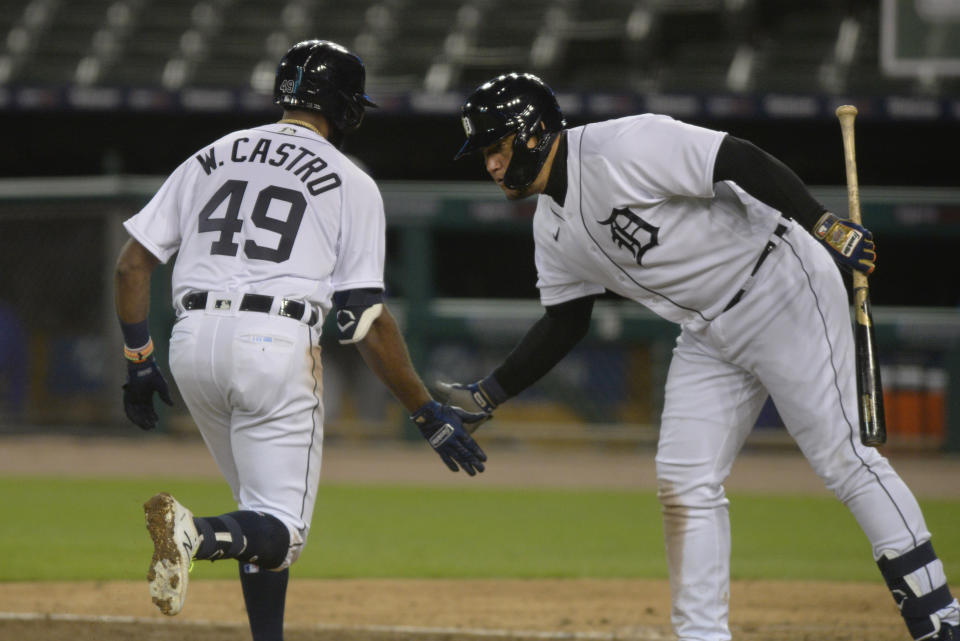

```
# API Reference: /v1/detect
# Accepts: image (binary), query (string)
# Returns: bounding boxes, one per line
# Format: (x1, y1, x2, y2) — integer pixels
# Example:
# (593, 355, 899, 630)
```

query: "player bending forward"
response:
(439, 73, 958, 641)
(114, 40, 485, 641)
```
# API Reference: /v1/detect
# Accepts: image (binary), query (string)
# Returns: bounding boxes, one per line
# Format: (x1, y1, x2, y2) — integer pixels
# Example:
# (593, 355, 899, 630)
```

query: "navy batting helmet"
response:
(455, 73, 566, 190)
(274, 40, 377, 141)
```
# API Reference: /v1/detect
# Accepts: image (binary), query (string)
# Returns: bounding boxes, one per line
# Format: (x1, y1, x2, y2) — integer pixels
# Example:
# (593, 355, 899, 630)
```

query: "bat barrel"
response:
(836, 106, 862, 226)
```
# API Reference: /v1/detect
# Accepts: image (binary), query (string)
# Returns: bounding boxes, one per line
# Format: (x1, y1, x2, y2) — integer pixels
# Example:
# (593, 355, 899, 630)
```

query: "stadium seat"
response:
(0, 0, 952, 99)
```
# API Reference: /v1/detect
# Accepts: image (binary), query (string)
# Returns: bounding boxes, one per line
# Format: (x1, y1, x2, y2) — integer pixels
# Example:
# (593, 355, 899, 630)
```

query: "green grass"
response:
(1, 478, 957, 582)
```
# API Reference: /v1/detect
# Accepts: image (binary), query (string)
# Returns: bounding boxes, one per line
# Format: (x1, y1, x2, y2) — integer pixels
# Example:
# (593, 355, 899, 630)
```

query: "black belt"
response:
(723, 223, 787, 313)
(182, 291, 319, 326)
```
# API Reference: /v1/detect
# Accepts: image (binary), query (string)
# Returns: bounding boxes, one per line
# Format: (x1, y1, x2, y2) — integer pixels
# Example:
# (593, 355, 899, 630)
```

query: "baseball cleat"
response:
(143, 492, 199, 616)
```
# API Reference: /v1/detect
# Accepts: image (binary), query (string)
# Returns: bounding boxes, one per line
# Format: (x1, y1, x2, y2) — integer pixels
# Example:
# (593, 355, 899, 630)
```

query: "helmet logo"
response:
(461, 115, 473, 136)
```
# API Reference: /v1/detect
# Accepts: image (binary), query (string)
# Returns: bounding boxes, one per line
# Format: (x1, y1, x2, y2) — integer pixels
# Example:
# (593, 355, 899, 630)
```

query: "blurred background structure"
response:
(0, 0, 958, 451)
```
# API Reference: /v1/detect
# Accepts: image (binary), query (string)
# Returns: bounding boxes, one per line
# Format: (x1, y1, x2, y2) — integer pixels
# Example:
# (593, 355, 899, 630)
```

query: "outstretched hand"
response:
(412, 401, 488, 475)
(123, 359, 173, 430)
(433, 380, 497, 433)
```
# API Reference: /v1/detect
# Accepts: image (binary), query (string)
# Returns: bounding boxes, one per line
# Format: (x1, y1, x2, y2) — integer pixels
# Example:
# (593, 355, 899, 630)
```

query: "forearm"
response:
(115, 239, 159, 324)
(355, 305, 432, 413)
(492, 296, 594, 397)
(114, 238, 171, 430)
(713, 135, 825, 229)
(713, 135, 876, 273)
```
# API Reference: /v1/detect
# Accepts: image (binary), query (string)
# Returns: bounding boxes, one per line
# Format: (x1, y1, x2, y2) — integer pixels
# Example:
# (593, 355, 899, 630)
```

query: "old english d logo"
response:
(598, 207, 660, 266)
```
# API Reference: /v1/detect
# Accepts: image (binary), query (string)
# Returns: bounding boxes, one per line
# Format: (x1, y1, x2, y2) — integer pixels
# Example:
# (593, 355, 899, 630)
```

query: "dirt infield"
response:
(0, 577, 913, 640)
(2, 434, 959, 640)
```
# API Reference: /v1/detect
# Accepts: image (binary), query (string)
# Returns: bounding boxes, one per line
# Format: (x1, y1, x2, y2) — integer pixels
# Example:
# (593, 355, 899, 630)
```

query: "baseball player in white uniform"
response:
(439, 73, 958, 641)
(113, 40, 486, 641)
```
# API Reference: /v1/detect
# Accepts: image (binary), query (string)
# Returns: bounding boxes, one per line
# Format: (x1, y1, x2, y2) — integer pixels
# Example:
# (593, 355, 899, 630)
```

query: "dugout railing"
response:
(0, 177, 957, 452)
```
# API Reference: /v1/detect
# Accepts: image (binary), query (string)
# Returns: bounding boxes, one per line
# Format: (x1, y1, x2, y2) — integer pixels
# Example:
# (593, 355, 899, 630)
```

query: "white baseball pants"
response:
(656, 225, 955, 640)
(169, 302, 323, 568)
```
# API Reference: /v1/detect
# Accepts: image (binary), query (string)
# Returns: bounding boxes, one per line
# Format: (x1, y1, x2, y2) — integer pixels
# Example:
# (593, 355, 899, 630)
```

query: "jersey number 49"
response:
(198, 179, 305, 264)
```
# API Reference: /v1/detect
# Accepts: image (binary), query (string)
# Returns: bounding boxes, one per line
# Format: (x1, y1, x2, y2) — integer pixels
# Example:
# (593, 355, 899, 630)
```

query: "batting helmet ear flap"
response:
(503, 118, 560, 190)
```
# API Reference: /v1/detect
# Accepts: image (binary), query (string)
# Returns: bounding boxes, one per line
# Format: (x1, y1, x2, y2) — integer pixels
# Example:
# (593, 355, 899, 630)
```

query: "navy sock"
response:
(193, 511, 289, 568)
(239, 561, 289, 641)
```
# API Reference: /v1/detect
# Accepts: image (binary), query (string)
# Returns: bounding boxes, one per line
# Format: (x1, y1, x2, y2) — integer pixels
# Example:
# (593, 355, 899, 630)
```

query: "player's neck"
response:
(530, 131, 565, 197)
(542, 132, 568, 206)
(278, 112, 330, 139)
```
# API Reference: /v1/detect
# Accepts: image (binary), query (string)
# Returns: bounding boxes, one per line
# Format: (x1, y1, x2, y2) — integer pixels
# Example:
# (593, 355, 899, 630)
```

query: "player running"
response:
(439, 72, 958, 641)
(114, 40, 485, 641)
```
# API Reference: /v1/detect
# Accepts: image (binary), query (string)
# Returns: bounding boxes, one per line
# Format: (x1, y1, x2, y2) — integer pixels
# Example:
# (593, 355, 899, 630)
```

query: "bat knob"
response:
(836, 105, 858, 118)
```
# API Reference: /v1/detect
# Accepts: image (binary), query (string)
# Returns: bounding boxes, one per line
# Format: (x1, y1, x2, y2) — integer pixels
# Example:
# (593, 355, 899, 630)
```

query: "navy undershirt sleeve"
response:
(713, 135, 826, 229)
(491, 295, 595, 397)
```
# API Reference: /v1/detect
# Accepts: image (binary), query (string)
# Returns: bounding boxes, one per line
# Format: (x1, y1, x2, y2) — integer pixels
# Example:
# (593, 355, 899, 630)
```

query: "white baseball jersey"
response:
(122, 121, 388, 567)
(533, 114, 781, 329)
(125, 122, 386, 326)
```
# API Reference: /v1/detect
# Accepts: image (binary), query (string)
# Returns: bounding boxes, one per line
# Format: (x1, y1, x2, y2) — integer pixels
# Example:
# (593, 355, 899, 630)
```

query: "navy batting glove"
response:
(813, 212, 877, 274)
(412, 401, 487, 476)
(434, 376, 508, 434)
(123, 358, 173, 431)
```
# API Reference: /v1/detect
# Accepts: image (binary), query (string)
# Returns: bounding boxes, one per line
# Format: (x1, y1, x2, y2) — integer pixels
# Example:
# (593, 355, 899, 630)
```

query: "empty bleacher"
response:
(0, 0, 954, 97)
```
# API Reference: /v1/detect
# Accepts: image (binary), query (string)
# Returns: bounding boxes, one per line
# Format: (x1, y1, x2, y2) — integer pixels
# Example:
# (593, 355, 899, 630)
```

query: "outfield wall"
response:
(0, 177, 958, 451)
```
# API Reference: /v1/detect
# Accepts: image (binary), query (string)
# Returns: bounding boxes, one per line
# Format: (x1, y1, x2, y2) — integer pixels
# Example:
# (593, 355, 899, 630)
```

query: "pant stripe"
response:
(784, 237, 922, 555)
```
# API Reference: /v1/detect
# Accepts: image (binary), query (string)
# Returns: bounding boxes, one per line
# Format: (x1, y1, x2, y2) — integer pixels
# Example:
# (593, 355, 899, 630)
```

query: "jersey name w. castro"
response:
(533, 114, 784, 328)
(124, 122, 385, 323)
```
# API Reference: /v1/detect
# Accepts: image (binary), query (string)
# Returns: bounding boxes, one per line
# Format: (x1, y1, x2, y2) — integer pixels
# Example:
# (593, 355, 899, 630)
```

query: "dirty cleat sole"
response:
(144, 492, 198, 616)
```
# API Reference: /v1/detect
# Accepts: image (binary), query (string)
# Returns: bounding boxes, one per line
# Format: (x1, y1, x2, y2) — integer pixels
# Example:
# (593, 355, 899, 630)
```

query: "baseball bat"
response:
(836, 105, 886, 446)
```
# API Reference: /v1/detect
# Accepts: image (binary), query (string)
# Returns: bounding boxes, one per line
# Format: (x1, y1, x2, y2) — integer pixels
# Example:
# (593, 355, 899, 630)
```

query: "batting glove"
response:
(813, 212, 877, 274)
(412, 401, 487, 476)
(123, 358, 173, 431)
(434, 376, 507, 434)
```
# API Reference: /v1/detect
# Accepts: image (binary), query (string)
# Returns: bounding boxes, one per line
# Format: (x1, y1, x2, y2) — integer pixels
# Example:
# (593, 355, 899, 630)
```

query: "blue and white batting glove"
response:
(412, 401, 487, 476)
(434, 376, 508, 433)
(813, 212, 877, 274)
